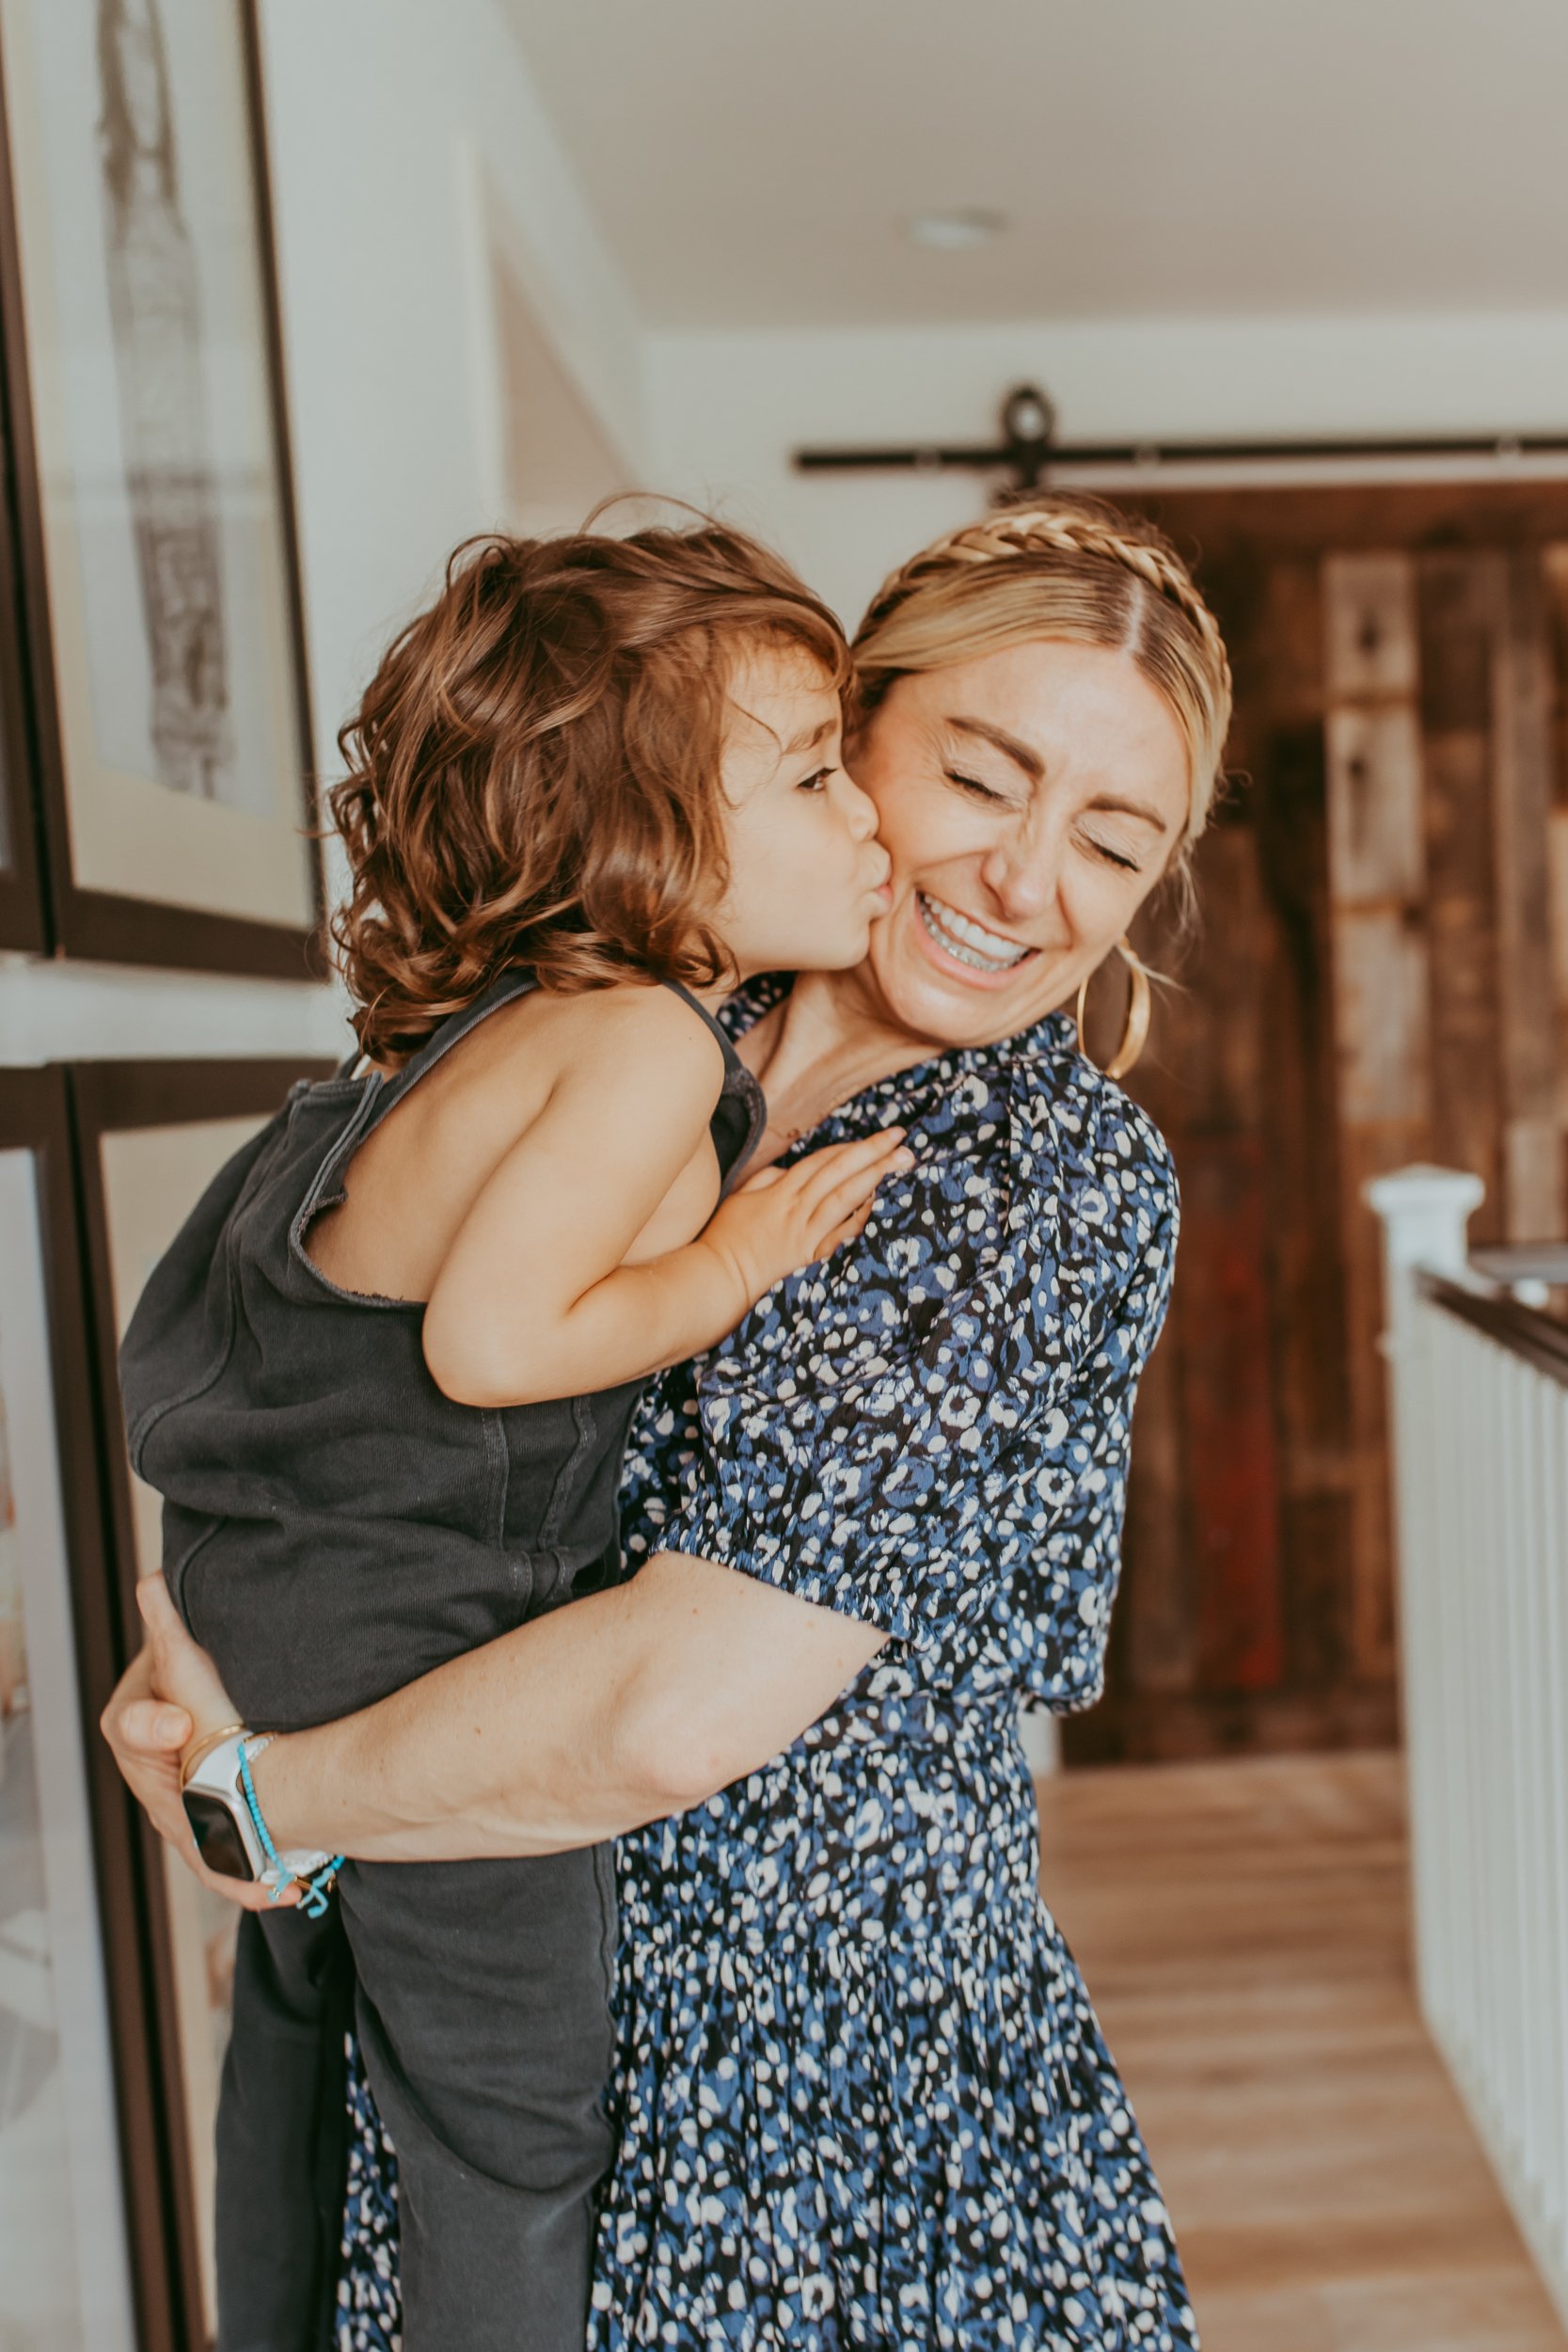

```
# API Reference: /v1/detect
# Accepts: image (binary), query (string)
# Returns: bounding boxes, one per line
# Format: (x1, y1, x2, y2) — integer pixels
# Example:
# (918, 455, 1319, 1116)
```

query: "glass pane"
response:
(0, 1146, 135, 2352)
(98, 1114, 268, 2336)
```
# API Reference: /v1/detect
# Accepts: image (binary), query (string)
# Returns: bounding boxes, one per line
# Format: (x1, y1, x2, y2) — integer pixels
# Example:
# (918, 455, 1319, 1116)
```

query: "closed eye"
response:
(1082, 833, 1142, 873)
(944, 768, 1011, 805)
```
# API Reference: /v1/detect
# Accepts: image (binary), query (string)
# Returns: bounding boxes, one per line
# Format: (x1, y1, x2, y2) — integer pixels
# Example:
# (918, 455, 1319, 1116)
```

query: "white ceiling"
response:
(503, 0, 1568, 330)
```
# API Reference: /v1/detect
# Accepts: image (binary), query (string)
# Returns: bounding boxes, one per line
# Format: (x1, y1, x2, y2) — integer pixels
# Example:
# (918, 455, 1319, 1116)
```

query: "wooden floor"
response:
(1037, 1752, 1567, 2352)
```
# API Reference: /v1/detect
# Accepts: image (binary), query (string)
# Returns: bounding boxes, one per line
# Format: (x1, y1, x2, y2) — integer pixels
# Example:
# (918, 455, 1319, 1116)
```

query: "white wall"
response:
(258, 0, 645, 779)
(2, 0, 642, 1067)
(644, 309, 1568, 627)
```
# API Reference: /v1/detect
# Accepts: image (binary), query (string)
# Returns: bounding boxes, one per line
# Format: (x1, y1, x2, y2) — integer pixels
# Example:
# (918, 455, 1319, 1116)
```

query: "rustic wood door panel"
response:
(1065, 483, 1568, 1764)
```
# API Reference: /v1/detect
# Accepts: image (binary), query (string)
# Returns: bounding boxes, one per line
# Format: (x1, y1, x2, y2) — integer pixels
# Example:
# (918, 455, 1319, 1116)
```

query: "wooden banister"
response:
(1418, 1269, 1568, 1389)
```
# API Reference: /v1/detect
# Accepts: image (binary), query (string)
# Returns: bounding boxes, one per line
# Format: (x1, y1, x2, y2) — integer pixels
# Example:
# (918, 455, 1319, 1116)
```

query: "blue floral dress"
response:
(338, 1000, 1197, 2351)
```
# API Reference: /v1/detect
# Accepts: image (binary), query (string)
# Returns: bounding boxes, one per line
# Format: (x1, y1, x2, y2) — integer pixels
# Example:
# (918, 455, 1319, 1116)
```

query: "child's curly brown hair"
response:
(328, 519, 850, 1064)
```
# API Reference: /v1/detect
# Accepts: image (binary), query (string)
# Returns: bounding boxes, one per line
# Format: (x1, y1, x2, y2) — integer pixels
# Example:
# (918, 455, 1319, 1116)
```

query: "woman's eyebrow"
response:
(1089, 792, 1169, 830)
(947, 715, 1042, 781)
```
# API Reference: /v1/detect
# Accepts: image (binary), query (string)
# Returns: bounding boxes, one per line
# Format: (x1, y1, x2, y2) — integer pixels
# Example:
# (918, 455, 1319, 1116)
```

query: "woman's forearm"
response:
(251, 1549, 883, 1863)
(253, 1577, 673, 1860)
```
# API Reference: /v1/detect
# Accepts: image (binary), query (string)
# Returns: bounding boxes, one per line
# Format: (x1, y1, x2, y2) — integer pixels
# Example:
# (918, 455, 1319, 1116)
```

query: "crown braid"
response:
(858, 501, 1232, 707)
(852, 494, 1232, 846)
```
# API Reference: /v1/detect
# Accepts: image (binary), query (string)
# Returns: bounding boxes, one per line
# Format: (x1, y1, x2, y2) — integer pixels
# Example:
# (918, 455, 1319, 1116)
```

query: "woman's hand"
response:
(99, 1578, 293, 1912)
(701, 1126, 913, 1308)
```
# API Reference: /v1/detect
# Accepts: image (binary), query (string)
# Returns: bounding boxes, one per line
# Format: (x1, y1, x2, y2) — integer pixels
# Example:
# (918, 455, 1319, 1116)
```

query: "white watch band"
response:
(183, 1733, 335, 1885)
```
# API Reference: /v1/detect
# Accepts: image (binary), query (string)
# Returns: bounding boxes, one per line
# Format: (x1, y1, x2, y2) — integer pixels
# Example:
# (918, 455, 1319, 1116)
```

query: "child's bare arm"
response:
(422, 993, 910, 1407)
(421, 990, 725, 1404)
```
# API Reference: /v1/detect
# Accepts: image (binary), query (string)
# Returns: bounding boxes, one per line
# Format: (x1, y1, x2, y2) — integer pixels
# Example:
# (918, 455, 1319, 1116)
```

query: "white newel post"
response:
(1018, 1707, 1061, 1779)
(1365, 1168, 1483, 2039)
(1367, 1163, 1485, 1301)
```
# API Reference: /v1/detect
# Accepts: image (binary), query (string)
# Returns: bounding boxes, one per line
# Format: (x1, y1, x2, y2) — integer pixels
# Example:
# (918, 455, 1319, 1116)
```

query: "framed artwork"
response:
(0, 434, 48, 950)
(0, 1070, 146, 2352)
(71, 1054, 337, 2347)
(0, 0, 321, 977)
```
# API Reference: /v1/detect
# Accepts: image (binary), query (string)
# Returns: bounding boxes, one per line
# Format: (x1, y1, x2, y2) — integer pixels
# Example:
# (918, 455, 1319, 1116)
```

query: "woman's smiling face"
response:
(847, 637, 1191, 1051)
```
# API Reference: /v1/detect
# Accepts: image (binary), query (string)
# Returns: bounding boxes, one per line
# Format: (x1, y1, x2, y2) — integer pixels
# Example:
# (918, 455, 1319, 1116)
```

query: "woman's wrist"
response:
(246, 1729, 316, 1855)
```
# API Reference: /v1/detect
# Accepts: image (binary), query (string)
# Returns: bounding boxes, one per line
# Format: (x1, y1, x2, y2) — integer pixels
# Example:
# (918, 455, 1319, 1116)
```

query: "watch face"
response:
(182, 1790, 258, 1883)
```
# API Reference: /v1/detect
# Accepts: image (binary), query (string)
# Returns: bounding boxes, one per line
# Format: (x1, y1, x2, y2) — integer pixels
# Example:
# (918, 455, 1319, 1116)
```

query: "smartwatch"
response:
(180, 1727, 336, 1890)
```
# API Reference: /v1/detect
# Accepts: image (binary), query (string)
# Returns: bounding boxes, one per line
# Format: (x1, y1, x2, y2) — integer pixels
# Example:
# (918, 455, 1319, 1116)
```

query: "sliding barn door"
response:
(1065, 484, 1568, 1764)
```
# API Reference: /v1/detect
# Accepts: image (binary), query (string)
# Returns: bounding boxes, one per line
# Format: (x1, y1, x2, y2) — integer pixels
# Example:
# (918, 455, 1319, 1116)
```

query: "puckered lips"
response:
(915, 889, 1038, 978)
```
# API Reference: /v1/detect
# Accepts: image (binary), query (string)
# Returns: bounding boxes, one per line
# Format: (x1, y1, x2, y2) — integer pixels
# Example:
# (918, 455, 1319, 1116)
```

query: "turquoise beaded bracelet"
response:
(237, 1738, 345, 1918)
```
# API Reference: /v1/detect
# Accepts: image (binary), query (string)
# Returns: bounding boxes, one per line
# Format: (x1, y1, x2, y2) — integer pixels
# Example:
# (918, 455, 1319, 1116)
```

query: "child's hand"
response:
(701, 1127, 915, 1309)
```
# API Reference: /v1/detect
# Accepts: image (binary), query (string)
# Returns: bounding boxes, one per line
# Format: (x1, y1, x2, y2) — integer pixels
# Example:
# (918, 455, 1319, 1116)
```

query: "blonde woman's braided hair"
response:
(852, 493, 1232, 850)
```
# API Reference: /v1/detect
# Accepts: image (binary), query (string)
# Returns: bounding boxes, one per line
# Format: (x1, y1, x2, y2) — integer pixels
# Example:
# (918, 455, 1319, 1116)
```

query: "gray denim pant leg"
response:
(215, 1907, 355, 2352)
(337, 1844, 618, 2352)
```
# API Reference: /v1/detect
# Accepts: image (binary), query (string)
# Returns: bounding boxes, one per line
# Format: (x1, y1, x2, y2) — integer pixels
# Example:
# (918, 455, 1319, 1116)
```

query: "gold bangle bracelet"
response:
(179, 1723, 251, 1791)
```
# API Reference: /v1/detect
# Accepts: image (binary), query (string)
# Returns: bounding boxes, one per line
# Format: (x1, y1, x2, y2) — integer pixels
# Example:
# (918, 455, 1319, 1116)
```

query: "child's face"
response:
(717, 645, 891, 980)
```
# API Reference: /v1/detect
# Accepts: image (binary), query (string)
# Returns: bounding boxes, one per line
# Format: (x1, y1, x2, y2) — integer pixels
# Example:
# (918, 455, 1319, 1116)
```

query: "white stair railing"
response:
(1370, 1167, 1568, 2330)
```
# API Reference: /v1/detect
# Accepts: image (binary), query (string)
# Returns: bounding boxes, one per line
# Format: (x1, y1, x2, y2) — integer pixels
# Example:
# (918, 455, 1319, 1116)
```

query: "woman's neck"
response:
(737, 968, 944, 1158)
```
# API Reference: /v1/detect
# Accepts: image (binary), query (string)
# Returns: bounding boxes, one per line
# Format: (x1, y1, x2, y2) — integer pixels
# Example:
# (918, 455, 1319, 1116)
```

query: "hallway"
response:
(1037, 1753, 1567, 2351)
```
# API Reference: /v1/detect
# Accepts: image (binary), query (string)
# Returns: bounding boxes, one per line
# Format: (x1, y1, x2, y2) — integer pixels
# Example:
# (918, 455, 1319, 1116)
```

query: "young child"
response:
(118, 521, 906, 2352)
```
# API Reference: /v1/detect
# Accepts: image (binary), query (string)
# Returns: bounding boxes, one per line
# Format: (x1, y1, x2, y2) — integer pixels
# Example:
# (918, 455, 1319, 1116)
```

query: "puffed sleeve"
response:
(638, 1062, 1179, 1651)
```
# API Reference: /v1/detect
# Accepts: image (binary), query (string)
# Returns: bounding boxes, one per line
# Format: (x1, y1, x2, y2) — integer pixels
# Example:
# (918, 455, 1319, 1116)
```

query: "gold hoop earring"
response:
(1075, 937, 1151, 1081)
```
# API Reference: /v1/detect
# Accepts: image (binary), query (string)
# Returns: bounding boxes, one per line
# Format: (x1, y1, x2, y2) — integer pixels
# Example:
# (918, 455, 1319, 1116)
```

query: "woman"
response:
(108, 493, 1231, 2350)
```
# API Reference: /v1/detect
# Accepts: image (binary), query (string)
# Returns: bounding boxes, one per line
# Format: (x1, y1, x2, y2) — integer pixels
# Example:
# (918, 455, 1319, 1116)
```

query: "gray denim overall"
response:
(119, 971, 764, 2352)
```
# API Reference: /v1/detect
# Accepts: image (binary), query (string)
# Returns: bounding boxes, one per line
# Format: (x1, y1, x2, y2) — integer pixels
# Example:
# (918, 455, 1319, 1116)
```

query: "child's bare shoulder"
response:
(484, 977, 726, 1104)
(577, 978, 723, 1044)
